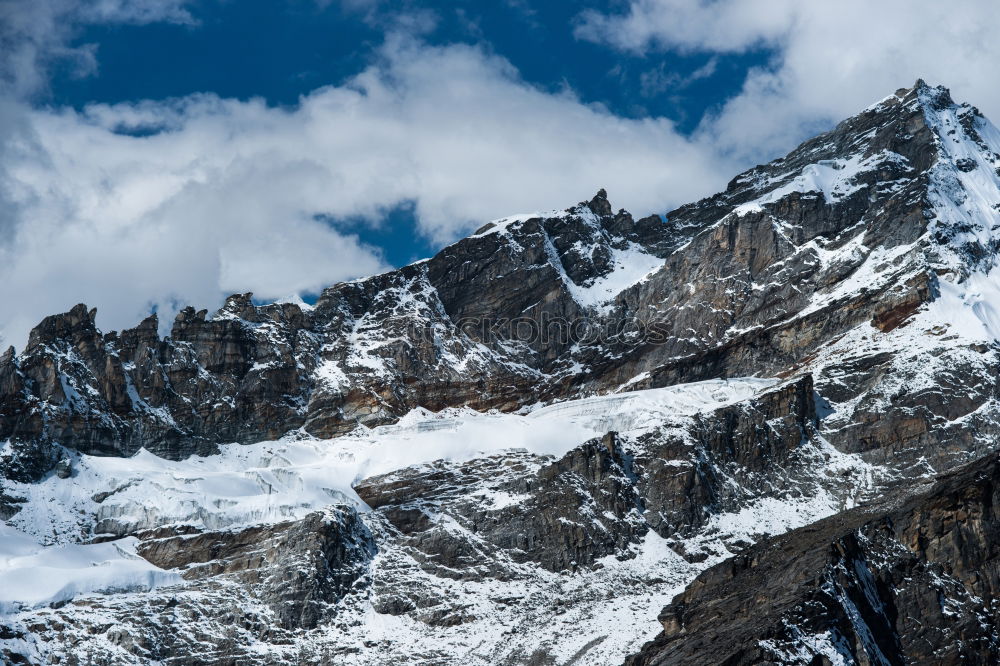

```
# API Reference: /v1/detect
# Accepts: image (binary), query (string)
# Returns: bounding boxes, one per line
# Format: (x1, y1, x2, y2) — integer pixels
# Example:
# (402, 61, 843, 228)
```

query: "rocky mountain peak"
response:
(24, 302, 98, 353)
(682, 81, 994, 236)
(586, 187, 613, 217)
(3, 81, 999, 463)
(909, 76, 955, 109)
(221, 291, 255, 314)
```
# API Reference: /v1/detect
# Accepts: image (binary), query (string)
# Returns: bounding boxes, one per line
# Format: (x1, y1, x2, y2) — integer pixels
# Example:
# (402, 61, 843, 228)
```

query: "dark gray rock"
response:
(53, 457, 72, 479)
(625, 449, 1000, 666)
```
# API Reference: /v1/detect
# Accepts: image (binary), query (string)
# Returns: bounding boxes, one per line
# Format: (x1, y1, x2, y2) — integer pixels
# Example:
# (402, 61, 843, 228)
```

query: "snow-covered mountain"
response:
(4, 80, 1000, 664)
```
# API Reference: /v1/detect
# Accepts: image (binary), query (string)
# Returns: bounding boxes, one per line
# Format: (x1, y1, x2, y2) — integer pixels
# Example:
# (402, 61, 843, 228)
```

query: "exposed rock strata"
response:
(626, 449, 1000, 666)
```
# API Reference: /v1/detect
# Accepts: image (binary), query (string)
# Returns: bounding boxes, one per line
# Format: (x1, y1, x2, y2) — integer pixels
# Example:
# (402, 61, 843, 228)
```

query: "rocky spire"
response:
(586, 188, 613, 217)
(24, 303, 98, 352)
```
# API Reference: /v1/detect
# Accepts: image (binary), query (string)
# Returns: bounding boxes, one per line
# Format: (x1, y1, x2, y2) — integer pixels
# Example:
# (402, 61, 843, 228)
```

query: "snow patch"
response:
(6, 378, 776, 539)
(0, 525, 180, 610)
(563, 244, 664, 309)
(733, 152, 906, 216)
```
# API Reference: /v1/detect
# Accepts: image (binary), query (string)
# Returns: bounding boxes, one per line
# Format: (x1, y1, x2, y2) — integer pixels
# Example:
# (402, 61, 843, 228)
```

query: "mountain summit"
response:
(4, 81, 1000, 665)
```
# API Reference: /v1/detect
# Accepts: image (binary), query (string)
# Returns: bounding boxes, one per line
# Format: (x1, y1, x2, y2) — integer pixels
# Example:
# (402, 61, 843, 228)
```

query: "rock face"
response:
(355, 431, 648, 574)
(0, 190, 676, 462)
(626, 449, 1000, 666)
(135, 508, 375, 631)
(5, 80, 1000, 665)
(10, 508, 376, 666)
(4, 376, 859, 665)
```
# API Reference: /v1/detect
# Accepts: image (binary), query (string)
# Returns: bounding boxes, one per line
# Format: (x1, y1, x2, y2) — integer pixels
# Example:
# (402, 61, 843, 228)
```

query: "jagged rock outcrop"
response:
(636, 375, 823, 543)
(1, 376, 858, 665)
(0, 190, 677, 464)
(5, 508, 375, 666)
(626, 449, 1000, 666)
(343, 376, 860, 636)
(136, 507, 376, 631)
(356, 432, 647, 574)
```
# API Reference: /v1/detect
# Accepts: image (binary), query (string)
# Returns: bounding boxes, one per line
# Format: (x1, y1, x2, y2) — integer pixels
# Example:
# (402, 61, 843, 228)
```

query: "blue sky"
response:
(1, 0, 999, 346)
(51, 2, 767, 132)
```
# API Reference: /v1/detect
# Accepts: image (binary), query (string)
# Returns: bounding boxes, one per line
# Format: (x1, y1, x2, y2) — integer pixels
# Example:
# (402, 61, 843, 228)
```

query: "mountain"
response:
(3, 79, 1000, 664)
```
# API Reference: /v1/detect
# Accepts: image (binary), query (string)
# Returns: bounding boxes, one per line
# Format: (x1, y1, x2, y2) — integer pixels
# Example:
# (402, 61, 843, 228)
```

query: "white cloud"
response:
(576, 0, 796, 55)
(0, 36, 734, 349)
(639, 55, 718, 98)
(577, 0, 1000, 162)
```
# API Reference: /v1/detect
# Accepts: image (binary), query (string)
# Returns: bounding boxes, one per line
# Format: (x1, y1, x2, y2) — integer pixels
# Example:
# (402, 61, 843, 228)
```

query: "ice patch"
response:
(0, 525, 180, 610)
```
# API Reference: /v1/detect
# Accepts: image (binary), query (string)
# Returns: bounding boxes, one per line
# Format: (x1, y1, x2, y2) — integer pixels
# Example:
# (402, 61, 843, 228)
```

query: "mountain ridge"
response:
(4, 79, 1000, 664)
(5, 79, 994, 465)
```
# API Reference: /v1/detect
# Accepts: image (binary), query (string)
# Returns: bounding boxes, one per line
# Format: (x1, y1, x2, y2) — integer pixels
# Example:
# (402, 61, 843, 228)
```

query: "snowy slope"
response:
(0, 526, 179, 610)
(4, 377, 774, 543)
(1, 375, 883, 666)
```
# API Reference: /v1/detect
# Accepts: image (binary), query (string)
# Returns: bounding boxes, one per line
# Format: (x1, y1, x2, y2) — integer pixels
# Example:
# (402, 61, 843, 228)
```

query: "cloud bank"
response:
(0, 34, 730, 348)
(0, 0, 195, 99)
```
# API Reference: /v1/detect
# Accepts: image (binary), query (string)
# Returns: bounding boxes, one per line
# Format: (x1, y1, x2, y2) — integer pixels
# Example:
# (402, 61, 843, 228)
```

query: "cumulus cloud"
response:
(0, 36, 734, 348)
(577, 0, 1000, 162)
(0, 97, 389, 349)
